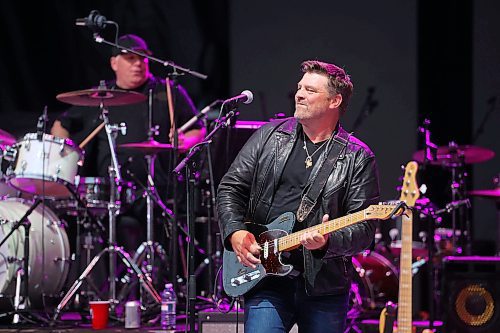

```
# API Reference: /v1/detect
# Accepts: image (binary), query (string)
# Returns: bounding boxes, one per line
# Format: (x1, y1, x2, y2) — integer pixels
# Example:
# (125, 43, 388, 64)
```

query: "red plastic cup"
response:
(89, 300, 110, 329)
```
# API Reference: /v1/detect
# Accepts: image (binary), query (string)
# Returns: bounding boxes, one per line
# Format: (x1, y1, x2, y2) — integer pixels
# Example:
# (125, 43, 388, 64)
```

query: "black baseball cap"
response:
(111, 34, 152, 56)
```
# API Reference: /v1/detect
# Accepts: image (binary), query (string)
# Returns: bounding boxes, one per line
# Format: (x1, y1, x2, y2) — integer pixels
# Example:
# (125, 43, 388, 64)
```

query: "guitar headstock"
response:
(365, 204, 404, 220)
(399, 161, 420, 207)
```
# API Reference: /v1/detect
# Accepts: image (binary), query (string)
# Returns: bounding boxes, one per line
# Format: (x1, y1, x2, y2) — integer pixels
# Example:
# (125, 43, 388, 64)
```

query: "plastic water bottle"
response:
(160, 283, 177, 330)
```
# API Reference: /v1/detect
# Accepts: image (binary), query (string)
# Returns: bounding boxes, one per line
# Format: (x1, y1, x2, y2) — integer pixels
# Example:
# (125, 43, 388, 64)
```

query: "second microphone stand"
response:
(173, 106, 238, 333)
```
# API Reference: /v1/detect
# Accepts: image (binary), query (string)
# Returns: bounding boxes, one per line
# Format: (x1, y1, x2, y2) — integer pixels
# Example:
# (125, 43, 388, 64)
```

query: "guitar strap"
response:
(296, 128, 351, 222)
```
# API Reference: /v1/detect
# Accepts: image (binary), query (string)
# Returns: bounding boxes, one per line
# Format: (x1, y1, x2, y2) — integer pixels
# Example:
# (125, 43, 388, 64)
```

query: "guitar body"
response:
(223, 212, 295, 297)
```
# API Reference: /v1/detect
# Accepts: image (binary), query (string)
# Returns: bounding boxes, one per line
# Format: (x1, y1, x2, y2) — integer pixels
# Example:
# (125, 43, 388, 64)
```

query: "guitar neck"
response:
(396, 210, 413, 333)
(278, 209, 368, 252)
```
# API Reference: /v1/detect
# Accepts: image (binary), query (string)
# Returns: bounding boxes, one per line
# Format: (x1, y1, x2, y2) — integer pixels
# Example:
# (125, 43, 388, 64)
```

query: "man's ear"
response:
(110, 56, 118, 71)
(329, 93, 342, 109)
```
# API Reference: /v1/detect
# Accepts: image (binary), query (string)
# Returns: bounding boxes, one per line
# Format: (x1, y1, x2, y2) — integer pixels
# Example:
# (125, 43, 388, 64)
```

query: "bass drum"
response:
(352, 250, 399, 312)
(0, 198, 70, 308)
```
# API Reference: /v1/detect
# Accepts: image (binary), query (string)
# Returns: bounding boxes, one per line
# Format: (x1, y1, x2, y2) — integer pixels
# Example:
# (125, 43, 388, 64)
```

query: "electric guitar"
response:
(222, 202, 406, 297)
(379, 161, 430, 333)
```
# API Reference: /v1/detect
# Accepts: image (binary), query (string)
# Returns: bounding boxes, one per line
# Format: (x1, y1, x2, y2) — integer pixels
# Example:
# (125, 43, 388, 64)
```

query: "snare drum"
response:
(0, 198, 70, 308)
(52, 177, 136, 217)
(9, 133, 83, 198)
(79, 177, 135, 211)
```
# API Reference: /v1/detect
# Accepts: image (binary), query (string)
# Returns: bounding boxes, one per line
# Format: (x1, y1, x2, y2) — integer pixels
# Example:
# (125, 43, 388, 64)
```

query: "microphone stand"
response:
(173, 107, 239, 333)
(92, 33, 207, 80)
(351, 86, 378, 132)
(472, 96, 497, 144)
(90, 31, 207, 288)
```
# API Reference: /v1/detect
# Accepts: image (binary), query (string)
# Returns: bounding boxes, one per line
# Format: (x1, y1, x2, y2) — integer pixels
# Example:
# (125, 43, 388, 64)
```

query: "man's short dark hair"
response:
(301, 60, 353, 116)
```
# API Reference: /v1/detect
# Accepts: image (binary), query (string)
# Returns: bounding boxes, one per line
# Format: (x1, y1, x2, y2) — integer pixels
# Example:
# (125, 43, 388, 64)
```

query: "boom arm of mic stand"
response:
(93, 34, 207, 80)
(173, 111, 233, 175)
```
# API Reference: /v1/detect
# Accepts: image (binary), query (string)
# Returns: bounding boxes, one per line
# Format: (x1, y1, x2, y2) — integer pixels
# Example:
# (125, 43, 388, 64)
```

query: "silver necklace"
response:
(302, 132, 330, 169)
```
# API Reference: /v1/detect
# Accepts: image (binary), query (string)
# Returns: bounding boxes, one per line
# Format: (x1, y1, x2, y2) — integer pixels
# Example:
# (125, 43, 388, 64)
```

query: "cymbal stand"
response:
(118, 151, 171, 305)
(446, 141, 472, 255)
(117, 89, 170, 304)
(53, 103, 160, 321)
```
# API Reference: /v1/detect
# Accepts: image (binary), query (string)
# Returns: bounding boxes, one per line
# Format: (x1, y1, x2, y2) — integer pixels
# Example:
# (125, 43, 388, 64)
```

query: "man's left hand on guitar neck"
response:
(300, 214, 330, 250)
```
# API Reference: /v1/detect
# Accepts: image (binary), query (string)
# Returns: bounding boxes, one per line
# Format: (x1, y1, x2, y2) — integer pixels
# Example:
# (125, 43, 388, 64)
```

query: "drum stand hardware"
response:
(0, 198, 41, 322)
(53, 100, 161, 320)
(116, 90, 171, 305)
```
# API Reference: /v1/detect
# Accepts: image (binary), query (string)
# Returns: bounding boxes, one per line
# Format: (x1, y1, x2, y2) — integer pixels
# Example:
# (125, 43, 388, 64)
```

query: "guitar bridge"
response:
(230, 269, 261, 287)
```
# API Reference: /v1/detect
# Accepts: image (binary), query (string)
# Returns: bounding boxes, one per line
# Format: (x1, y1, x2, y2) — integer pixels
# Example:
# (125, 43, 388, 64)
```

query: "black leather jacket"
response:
(217, 118, 380, 296)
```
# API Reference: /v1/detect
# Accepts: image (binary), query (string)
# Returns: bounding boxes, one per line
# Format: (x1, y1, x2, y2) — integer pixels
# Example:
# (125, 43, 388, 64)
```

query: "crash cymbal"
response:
(468, 188, 500, 199)
(57, 88, 146, 107)
(0, 129, 16, 147)
(118, 139, 178, 154)
(413, 145, 495, 166)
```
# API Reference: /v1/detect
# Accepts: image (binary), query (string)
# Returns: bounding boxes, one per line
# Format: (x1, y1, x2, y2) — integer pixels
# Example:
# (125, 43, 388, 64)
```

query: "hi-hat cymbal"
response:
(468, 188, 500, 199)
(0, 129, 16, 147)
(57, 88, 147, 107)
(413, 145, 495, 166)
(118, 139, 179, 154)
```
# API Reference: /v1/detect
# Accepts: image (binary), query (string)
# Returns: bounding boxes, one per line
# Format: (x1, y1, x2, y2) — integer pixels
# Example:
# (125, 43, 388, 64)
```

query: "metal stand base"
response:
(53, 245, 160, 321)
(118, 241, 167, 303)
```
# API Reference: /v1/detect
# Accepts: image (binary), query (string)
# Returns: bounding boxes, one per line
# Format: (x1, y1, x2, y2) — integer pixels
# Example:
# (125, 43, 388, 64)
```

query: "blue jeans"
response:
(244, 277, 349, 333)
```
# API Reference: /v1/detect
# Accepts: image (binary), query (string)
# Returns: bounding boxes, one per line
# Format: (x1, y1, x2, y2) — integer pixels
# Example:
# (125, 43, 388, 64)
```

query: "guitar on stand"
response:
(379, 161, 432, 333)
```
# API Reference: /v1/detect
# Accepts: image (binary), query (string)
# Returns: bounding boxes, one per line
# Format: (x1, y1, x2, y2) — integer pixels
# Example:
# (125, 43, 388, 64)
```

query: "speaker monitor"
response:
(442, 256, 500, 333)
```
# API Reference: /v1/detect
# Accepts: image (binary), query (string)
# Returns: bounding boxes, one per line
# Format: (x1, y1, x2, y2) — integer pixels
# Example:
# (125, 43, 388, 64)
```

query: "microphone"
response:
(222, 90, 253, 110)
(178, 100, 222, 134)
(75, 10, 109, 31)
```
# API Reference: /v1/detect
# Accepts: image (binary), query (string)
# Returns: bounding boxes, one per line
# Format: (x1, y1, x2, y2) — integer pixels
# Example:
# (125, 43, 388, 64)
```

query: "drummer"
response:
(52, 34, 205, 177)
(51, 34, 205, 253)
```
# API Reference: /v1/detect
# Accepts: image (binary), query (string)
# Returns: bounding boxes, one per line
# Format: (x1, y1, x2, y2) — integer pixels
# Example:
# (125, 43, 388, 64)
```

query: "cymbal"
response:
(118, 139, 177, 154)
(0, 129, 16, 147)
(413, 145, 495, 166)
(56, 88, 147, 107)
(468, 188, 500, 199)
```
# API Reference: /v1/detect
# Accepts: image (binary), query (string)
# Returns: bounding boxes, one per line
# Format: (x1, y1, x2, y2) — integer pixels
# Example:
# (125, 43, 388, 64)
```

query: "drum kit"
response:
(0, 84, 191, 322)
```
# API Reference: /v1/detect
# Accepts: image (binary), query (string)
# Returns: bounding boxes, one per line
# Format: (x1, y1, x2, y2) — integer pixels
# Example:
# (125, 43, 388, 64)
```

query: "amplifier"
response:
(198, 311, 245, 333)
(198, 310, 298, 333)
(442, 256, 500, 333)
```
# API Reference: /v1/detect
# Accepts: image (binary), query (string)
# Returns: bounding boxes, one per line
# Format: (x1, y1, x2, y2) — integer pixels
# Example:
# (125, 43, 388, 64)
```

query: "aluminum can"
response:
(124, 300, 141, 329)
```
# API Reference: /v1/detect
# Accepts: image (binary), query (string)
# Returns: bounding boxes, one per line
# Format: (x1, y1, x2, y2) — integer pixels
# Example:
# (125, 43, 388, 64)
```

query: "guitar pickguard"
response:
(223, 212, 295, 297)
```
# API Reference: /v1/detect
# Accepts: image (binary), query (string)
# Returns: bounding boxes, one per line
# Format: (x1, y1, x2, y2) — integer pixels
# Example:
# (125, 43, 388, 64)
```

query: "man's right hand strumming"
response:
(230, 230, 262, 268)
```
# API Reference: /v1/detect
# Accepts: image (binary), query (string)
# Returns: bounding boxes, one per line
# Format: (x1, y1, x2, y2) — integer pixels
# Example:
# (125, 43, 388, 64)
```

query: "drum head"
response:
(0, 198, 70, 308)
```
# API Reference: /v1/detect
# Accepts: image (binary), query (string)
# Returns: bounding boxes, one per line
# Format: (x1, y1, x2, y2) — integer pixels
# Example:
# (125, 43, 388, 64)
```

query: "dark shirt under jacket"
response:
(267, 127, 330, 273)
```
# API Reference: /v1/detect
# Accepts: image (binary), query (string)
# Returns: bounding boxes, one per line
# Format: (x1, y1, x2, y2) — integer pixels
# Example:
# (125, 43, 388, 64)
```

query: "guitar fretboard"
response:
(278, 209, 369, 252)
(397, 211, 413, 333)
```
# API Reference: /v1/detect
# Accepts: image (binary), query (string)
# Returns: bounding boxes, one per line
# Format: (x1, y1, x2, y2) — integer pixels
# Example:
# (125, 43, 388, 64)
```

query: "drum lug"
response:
(21, 160, 27, 171)
(24, 140, 30, 150)
(59, 142, 65, 154)
(54, 257, 71, 264)
(56, 165, 62, 175)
